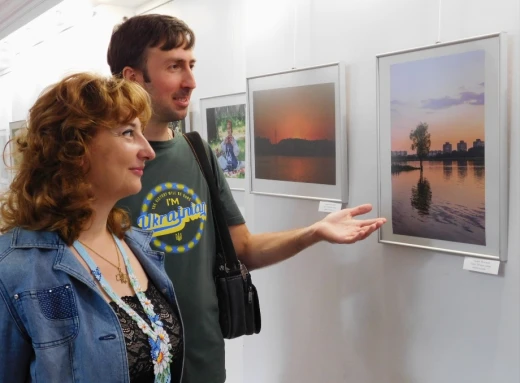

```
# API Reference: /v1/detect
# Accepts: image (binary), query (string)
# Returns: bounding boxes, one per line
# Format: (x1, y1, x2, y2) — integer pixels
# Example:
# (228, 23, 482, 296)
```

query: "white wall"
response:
(242, 1, 520, 383)
(1, 0, 518, 382)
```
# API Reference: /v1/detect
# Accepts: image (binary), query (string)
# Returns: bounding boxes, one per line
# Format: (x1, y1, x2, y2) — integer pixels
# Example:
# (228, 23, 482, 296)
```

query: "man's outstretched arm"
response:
(230, 204, 386, 270)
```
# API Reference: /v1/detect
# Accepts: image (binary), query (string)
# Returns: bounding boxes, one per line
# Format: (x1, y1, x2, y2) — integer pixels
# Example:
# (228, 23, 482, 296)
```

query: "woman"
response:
(0, 73, 184, 382)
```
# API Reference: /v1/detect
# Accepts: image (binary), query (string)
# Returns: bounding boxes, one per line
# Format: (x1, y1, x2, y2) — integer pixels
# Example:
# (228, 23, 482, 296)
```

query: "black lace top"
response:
(109, 283, 183, 383)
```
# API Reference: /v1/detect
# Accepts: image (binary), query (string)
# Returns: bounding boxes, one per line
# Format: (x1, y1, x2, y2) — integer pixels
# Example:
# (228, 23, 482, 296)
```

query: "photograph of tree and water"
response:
(252, 83, 336, 185)
(389, 49, 486, 246)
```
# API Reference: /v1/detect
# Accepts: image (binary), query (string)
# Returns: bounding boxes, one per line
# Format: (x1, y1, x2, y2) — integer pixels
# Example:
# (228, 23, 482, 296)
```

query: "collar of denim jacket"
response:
(124, 227, 165, 262)
(10, 226, 156, 251)
(10, 227, 62, 249)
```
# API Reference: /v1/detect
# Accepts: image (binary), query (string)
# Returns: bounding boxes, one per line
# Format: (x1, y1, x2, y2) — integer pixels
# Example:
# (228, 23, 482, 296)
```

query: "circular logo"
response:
(139, 182, 207, 254)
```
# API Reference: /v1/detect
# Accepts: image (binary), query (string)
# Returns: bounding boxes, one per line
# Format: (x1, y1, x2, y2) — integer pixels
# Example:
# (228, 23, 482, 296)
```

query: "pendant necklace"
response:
(78, 238, 129, 284)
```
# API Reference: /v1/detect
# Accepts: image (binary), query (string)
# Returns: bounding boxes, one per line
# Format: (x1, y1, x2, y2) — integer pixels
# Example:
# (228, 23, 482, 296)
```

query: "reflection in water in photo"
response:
(255, 155, 335, 185)
(391, 160, 485, 245)
(410, 171, 432, 216)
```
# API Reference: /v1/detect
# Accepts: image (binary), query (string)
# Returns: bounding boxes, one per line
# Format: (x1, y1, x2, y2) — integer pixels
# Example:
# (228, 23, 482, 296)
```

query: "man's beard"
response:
(152, 102, 187, 123)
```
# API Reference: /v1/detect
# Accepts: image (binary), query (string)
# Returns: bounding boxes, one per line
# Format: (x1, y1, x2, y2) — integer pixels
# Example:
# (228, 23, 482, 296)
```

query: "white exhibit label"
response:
(463, 257, 500, 275)
(318, 201, 342, 213)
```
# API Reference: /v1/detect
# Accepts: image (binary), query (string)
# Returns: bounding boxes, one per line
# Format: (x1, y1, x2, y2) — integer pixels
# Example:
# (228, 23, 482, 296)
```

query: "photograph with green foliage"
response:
(169, 119, 188, 135)
(205, 103, 246, 179)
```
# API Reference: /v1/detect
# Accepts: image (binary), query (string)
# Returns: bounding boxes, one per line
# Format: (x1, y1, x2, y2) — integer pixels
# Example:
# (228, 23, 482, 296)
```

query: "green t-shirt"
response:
(117, 133, 245, 383)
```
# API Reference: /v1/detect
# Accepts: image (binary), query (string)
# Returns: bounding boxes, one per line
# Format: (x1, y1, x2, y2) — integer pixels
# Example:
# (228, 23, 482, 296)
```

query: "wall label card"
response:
(318, 201, 342, 213)
(463, 257, 500, 275)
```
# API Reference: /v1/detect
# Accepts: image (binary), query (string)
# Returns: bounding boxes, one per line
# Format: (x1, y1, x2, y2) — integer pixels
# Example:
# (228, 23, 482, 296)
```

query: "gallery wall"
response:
(0, 0, 518, 382)
(240, 0, 520, 383)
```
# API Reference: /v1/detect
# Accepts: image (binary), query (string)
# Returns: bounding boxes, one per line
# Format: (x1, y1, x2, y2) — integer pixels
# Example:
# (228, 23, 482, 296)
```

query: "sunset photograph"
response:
(252, 82, 336, 185)
(389, 49, 486, 245)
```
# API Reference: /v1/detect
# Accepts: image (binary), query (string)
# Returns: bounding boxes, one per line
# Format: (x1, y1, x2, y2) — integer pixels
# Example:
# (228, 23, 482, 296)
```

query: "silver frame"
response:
(199, 92, 247, 191)
(0, 128, 9, 186)
(246, 62, 348, 202)
(8, 119, 27, 178)
(376, 33, 508, 261)
(170, 116, 191, 135)
(9, 119, 27, 139)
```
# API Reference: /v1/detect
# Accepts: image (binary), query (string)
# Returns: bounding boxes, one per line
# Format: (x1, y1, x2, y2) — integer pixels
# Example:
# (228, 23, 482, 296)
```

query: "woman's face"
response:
(86, 117, 155, 203)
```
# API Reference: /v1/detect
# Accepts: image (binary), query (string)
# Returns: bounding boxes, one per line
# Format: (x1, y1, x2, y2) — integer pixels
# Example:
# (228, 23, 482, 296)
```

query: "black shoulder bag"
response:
(184, 132, 261, 339)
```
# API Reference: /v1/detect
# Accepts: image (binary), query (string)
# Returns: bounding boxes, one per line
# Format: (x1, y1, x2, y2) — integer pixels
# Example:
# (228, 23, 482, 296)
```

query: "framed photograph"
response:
(377, 33, 508, 260)
(9, 120, 27, 169)
(169, 117, 190, 135)
(246, 63, 348, 202)
(200, 93, 247, 191)
(0, 129, 9, 187)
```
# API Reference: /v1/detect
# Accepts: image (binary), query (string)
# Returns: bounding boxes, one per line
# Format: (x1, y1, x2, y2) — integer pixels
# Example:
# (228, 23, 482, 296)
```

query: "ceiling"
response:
(94, 0, 151, 7)
(0, 0, 154, 73)
(0, 0, 63, 41)
(0, 0, 151, 41)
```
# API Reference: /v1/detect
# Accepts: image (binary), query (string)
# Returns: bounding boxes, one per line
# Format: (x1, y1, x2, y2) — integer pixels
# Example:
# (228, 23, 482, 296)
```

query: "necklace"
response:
(73, 235, 173, 382)
(77, 237, 129, 284)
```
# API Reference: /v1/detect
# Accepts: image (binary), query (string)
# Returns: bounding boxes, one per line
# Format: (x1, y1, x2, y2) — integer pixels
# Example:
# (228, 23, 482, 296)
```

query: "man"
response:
(217, 120, 240, 172)
(108, 14, 386, 383)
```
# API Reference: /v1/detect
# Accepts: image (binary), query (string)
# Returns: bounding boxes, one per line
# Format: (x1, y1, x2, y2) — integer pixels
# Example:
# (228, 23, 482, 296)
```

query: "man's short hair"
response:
(107, 14, 195, 79)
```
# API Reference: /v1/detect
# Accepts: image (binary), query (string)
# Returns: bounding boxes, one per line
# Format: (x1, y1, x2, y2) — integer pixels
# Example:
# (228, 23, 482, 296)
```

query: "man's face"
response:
(139, 45, 196, 123)
(227, 123, 233, 137)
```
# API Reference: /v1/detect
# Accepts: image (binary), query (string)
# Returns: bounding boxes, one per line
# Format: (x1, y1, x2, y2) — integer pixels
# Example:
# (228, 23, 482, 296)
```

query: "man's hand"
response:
(311, 204, 386, 244)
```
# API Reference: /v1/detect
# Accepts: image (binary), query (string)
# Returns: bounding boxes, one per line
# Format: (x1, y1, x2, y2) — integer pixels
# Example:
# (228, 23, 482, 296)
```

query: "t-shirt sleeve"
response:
(203, 139, 245, 227)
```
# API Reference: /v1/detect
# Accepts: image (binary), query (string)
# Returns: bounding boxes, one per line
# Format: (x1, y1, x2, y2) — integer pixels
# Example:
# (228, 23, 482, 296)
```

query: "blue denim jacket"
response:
(0, 227, 184, 382)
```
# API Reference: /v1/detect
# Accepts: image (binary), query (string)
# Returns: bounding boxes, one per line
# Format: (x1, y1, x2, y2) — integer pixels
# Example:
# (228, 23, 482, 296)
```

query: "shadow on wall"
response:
(379, 244, 506, 383)
(380, 245, 429, 383)
(272, 240, 390, 383)
(273, 242, 437, 383)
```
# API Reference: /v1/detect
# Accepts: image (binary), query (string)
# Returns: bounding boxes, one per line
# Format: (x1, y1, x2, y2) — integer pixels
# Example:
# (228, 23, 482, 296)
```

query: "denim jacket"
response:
(0, 227, 185, 382)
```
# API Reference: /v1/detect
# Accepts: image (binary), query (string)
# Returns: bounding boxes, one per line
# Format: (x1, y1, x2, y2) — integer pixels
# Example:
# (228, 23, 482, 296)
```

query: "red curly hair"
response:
(0, 72, 152, 245)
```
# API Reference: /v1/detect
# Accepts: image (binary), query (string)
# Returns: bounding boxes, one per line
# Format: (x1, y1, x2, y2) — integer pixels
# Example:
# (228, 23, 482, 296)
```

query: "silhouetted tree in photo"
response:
(410, 171, 432, 216)
(409, 122, 431, 170)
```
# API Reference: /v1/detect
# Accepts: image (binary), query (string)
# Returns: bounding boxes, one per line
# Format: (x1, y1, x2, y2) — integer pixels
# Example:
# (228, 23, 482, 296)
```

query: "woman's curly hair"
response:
(0, 72, 152, 245)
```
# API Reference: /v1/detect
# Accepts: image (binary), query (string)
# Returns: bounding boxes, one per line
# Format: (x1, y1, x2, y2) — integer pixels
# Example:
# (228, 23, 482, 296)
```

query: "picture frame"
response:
(200, 92, 247, 191)
(376, 33, 508, 260)
(9, 119, 27, 171)
(0, 128, 9, 187)
(246, 63, 348, 202)
(9, 120, 26, 138)
(169, 117, 191, 135)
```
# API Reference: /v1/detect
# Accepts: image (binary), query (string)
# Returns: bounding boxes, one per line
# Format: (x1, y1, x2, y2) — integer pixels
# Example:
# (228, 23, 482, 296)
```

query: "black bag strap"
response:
(183, 132, 241, 273)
